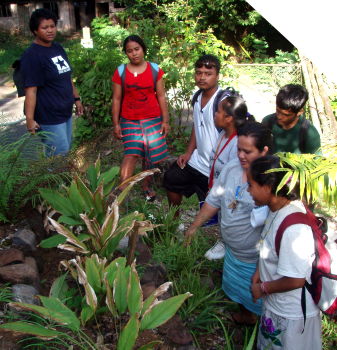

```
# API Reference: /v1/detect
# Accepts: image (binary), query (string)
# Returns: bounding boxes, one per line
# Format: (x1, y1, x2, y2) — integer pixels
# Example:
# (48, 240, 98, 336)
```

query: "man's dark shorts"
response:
(163, 161, 209, 201)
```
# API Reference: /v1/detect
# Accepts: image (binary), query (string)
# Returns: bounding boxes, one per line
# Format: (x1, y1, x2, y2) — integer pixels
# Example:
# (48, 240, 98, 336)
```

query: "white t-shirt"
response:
(188, 88, 222, 177)
(209, 130, 238, 181)
(259, 200, 319, 319)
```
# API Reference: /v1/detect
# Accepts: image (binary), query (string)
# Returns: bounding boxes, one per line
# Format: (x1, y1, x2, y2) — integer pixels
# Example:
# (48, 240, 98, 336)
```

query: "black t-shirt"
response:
(21, 42, 73, 125)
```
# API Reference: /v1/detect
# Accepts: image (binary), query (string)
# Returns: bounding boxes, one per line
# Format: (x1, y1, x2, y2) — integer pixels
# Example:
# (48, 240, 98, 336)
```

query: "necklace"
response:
(209, 131, 237, 189)
(228, 183, 247, 212)
(259, 199, 290, 245)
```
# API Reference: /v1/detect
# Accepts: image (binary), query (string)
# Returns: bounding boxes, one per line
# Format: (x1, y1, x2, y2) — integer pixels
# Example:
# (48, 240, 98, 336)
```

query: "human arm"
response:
(177, 126, 197, 168)
(72, 81, 83, 116)
(112, 82, 123, 139)
(155, 78, 170, 136)
(24, 87, 40, 134)
(184, 202, 219, 245)
(251, 276, 305, 302)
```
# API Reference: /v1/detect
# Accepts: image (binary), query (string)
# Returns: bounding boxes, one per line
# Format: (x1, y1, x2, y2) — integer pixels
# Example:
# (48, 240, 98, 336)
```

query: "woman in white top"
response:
(249, 155, 321, 350)
(205, 96, 254, 260)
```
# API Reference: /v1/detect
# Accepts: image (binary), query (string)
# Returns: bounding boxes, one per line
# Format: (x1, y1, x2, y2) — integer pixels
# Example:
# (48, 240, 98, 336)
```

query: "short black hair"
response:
(250, 155, 298, 200)
(220, 96, 255, 129)
(276, 84, 308, 114)
(237, 121, 273, 153)
(123, 35, 147, 55)
(29, 8, 57, 35)
(194, 54, 221, 74)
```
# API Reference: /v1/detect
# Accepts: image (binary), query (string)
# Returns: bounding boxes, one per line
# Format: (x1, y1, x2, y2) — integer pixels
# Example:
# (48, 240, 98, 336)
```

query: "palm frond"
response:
(276, 150, 337, 207)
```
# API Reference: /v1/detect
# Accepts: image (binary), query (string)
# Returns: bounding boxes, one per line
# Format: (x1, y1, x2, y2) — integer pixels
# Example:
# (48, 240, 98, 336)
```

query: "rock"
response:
(141, 282, 156, 300)
(200, 275, 215, 290)
(0, 257, 39, 287)
(12, 284, 39, 305)
(0, 248, 24, 267)
(13, 228, 37, 252)
(176, 345, 197, 350)
(136, 240, 152, 264)
(158, 315, 193, 345)
(140, 263, 167, 286)
(0, 332, 22, 350)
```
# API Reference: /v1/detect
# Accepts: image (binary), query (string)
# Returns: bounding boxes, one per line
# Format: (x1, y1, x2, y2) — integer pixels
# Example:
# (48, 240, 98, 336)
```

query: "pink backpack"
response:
(275, 208, 337, 316)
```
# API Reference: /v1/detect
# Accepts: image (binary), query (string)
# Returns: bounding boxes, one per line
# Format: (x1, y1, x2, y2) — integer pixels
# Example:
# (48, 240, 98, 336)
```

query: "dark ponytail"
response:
(250, 155, 299, 200)
(220, 96, 254, 130)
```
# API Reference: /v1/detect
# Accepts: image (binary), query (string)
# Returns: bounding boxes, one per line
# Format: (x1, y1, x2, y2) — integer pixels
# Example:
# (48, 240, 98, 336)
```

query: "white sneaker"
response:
(204, 240, 226, 260)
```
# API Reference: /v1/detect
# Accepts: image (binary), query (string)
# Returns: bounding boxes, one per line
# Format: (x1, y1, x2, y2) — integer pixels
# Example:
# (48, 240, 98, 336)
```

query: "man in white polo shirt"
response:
(163, 54, 222, 212)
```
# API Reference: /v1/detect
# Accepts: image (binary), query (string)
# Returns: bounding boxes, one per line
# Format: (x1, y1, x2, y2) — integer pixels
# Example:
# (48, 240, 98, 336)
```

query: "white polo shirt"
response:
(188, 87, 222, 177)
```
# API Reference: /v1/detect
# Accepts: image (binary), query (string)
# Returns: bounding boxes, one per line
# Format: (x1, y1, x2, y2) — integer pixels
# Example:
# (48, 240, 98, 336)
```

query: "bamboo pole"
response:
(313, 65, 337, 138)
(300, 54, 322, 135)
(306, 60, 330, 135)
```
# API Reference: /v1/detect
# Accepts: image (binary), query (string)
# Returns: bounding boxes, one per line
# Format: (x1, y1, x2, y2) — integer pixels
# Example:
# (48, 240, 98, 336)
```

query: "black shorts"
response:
(163, 161, 209, 201)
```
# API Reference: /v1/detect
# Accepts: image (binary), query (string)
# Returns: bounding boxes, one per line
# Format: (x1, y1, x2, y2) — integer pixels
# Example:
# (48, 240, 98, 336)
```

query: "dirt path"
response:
(0, 74, 26, 142)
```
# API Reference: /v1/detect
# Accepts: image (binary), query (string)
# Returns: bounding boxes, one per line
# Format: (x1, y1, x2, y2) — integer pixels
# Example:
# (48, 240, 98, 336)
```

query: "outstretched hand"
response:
(183, 226, 197, 246)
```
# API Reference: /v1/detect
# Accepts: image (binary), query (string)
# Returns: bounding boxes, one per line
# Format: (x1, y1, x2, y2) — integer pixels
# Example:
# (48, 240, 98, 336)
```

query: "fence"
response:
(225, 63, 303, 120)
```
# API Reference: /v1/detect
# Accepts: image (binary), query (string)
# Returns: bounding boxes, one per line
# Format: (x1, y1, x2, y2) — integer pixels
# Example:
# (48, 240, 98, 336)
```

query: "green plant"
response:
(65, 21, 129, 145)
(0, 296, 98, 349)
(40, 164, 160, 259)
(39, 157, 119, 227)
(273, 151, 337, 207)
(0, 283, 12, 303)
(213, 314, 258, 350)
(0, 31, 29, 73)
(322, 315, 337, 349)
(0, 133, 69, 222)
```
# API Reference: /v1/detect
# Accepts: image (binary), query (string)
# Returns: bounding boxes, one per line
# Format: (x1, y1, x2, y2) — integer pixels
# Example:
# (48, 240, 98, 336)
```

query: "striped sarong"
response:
(120, 116, 169, 168)
(222, 246, 262, 315)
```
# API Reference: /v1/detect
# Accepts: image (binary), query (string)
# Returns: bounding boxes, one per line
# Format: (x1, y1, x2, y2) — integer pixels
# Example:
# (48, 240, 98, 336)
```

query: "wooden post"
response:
(300, 54, 322, 135)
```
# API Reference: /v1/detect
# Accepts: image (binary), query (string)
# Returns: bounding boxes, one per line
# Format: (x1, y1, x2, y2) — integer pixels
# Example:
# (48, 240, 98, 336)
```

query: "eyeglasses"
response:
(195, 61, 217, 69)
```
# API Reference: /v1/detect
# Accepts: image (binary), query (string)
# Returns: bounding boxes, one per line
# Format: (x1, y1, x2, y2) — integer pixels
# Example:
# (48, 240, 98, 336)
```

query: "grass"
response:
(322, 315, 337, 349)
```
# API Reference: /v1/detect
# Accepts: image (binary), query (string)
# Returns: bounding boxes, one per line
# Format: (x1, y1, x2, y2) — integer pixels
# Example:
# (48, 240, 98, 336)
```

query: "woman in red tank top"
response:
(112, 35, 170, 200)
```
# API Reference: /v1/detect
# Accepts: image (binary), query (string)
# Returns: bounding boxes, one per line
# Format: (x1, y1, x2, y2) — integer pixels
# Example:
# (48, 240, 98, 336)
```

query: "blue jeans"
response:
(39, 118, 72, 157)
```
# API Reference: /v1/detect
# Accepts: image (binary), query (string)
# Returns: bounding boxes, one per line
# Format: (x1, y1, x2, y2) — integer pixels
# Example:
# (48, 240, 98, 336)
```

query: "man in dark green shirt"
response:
(262, 84, 321, 154)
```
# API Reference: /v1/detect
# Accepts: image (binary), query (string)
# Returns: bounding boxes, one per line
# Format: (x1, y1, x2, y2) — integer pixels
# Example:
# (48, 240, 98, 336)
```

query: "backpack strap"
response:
(149, 62, 159, 90)
(117, 62, 159, 99)
(299, 118, 310, 153)
(191, 89, 203, 108)
(275, 210, 311, 332)
(117, 63, 126, 86)
(275, 211, 310, 256)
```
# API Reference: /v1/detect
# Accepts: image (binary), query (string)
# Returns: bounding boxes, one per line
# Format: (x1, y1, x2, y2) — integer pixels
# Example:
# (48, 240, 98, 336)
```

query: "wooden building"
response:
(0, 1, 124, 35)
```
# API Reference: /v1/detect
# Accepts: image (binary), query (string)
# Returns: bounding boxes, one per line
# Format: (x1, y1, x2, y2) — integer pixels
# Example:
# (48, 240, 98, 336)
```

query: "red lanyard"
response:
(208, 132, 237, 189)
